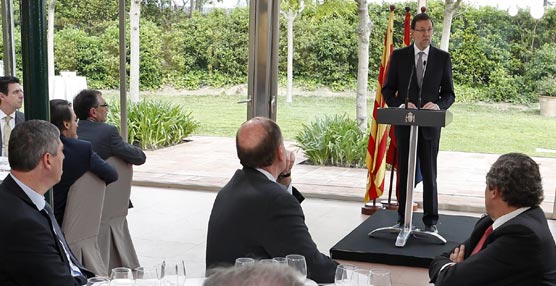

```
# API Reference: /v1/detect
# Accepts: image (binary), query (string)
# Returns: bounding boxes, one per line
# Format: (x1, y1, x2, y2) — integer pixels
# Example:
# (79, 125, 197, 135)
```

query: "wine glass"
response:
(334, 264, 357, 286)
(350, 268, 371, 286)
(160, 261, 178, 286)
(86, 277, 110, 286)
(369, 269, 392, 286)
(234, 257, 255, 267)
(272, 257, 288, 265)
(286, 254, 307, 282)
(134, 266, 160, 286)
(110, 267, 135, 286)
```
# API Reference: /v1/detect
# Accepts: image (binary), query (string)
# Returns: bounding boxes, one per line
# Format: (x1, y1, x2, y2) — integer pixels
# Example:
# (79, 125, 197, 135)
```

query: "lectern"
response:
(368, 107, 452, 247)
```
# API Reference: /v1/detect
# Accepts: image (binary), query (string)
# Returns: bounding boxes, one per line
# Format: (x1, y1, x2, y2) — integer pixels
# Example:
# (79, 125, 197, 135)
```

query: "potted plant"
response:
(537, 75, 556, 117)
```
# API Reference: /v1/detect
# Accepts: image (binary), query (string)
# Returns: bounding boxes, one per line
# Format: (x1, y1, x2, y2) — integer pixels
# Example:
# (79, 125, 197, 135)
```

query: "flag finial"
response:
(390, 5, 395, 12)
(421, 6, 427, 13)
(405, 6, 411, 13)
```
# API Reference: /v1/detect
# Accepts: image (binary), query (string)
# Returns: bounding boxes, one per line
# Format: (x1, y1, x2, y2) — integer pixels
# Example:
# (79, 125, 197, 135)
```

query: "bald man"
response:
(205, 117, 338, 284)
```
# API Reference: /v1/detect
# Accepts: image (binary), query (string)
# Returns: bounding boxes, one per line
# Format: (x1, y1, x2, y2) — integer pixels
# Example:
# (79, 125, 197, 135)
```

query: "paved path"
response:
(133, 136, 556, 216)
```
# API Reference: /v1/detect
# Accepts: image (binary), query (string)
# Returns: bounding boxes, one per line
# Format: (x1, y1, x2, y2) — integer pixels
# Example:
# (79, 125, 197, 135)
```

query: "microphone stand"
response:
(405, 64, 415, 109)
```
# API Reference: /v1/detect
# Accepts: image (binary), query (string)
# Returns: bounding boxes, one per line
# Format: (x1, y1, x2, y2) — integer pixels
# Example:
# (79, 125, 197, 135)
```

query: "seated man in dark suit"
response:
(429, 153, 556, 286)
(50, 99, 118, 226)
(0, 120, 95, 285)
(73, 89, 146, 165)
(206, 117, 338, 284)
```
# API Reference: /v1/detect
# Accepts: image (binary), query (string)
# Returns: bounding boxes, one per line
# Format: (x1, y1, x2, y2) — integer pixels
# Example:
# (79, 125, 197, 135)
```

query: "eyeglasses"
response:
(414, 28, 433, 34)
(96, 103, 109, 108)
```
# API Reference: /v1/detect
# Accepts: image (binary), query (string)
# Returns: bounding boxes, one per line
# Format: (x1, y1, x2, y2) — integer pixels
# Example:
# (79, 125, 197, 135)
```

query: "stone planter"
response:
(540, 95, 556, 117)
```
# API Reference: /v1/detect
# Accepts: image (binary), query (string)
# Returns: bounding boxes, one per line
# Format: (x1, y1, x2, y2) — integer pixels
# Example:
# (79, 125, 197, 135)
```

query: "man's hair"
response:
(50, 99, 73, 132)
(411, 13, 433, 29)
(9, 120, 60, 171)
(0, 76, 20, 95)
(204, 264, 304, 286)
(486, 153, 544, 208)
(73, 89, 102, 120)
(236, 117, 283, 168)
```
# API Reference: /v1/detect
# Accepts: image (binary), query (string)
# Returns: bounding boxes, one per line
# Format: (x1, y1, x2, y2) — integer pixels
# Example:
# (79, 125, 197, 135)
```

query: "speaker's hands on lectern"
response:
(423, 102, 440, 110)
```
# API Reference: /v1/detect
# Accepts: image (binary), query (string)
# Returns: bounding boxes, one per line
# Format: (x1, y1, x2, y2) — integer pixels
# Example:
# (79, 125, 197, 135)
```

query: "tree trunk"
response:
(130, 0, 141, 103)
(47, 0, 56, 96)
(286, 10, 294, 103)
(356, 0, 371, 132)
(439, 0, 462, 52)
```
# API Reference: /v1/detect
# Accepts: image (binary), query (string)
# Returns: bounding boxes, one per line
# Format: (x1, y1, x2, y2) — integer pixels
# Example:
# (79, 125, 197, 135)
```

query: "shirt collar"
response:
(10, 172, 46, 211)
(255, 168, 276, 182)
(414, 45, 430, 56)
(0, 109, 15, 119)
(492, 207, 530, 230)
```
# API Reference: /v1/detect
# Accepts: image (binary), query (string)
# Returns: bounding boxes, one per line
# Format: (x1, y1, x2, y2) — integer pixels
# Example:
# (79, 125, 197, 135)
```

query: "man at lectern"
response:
(429, 153, 556, 285)
(382, 13, 455, 232)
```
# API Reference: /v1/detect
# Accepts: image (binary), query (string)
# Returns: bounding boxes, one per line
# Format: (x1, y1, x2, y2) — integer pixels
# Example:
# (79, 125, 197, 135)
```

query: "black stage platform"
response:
(330, 210, 479, 268)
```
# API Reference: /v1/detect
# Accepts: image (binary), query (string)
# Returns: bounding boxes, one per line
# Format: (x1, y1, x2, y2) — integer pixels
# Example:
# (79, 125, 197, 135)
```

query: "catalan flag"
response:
(365, 7, 395, 202)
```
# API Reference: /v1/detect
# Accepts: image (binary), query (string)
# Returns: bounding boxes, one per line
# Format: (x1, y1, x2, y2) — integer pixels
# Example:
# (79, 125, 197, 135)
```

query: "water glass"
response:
(134, 266, 160, 286)
(272, 257, 288, 265)
(286, 254, 307, 282)
(334, 264, 357, 285)
(369, 269, 392, 286)
(110, 267, 135, 286)
(86, 277, 110, 286)
(234, 257, 255, 267)
(259, 259, 278, 264)
(350, 268, 371, 286)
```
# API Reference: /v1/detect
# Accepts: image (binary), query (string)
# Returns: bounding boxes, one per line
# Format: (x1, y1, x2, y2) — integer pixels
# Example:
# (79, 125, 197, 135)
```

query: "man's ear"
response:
(42, 152, 52, 170)
(89, 107, 97, 118)
(276, 144, 285, 162)
(63, 121, 70, 130)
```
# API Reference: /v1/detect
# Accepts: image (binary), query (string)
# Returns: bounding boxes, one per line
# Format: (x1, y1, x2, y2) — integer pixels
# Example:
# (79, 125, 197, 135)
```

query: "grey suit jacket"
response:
(1, 110, 25, 154)
(77, 120, 146, 165)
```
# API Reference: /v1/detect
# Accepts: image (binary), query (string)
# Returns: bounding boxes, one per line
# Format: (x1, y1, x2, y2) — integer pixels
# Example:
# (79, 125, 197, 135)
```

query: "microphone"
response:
(405, 63, 415, 109)
(417, 60, 427, 110)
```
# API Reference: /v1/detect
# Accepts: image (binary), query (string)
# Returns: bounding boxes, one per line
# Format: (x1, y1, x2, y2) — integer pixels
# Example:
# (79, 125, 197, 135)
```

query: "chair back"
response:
(98, 156, 139, 270)
(61, 171, 108, 276)
(102, 157, 133, 219)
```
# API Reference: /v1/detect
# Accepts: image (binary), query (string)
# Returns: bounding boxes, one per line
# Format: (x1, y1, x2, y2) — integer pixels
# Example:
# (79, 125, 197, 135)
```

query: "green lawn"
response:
(106, 93, 556, 158)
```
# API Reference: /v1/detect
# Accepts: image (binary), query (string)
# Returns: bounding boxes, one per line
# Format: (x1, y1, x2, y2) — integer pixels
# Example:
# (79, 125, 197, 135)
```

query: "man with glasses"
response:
(382, 13, 455, 233)
(72, 89, 146, 166)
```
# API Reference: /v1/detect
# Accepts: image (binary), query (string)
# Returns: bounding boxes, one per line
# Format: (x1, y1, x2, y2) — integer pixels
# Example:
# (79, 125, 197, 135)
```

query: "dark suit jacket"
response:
(53, 136, 118, 226)
(206, 167, 338, 283)
(382, 44, 455, 139)
(429, 207, 556, 286)
(0, 175, 94, 286)
(77, 120, 146, 165)
(1, 110, 25, 154)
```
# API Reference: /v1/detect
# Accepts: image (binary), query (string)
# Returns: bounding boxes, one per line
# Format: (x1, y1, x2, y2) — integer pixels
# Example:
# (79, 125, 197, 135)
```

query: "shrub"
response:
(106, 100, 200, 150)
(295, 114, 367, 168)
(537, 75, 556, 97)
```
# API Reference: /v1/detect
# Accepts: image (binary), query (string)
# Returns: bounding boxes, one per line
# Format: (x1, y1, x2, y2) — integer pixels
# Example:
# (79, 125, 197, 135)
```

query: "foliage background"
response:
(0, 0, 555, 102)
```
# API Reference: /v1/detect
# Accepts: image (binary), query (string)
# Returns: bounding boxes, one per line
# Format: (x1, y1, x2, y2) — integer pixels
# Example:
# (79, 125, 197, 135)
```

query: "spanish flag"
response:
(365, 6, 395, 202)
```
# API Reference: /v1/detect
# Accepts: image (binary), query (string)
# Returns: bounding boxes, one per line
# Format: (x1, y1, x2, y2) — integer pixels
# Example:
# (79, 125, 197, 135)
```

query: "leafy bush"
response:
(295, 114, 367, 168)
(537, 75, 556, 97)
(106, 100, 200, 150)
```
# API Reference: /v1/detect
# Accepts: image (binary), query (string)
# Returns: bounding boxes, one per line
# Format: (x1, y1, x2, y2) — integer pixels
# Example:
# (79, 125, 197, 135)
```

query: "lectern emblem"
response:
(405, 112, 415, 123)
